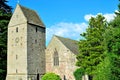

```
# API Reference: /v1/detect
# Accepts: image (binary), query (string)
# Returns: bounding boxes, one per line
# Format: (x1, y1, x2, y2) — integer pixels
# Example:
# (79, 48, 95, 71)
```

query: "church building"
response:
(6, 4, 79, 80)
(46, 35, 78, 80)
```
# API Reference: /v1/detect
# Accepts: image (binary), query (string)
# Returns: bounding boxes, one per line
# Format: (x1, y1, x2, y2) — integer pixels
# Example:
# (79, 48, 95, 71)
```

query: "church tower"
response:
(6, 4, 46, 80)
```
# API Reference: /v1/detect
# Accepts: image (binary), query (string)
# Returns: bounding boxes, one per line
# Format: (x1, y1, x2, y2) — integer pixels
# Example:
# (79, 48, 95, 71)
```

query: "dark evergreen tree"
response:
(94, 1, 120, 80)
(0, 0, 12, 80)
(76, 15, 108, 79)
(103, 2, 120, 79)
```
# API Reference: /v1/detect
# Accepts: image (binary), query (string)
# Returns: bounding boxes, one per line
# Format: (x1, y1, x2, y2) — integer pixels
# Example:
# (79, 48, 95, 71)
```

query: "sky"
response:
(7, 0, 119, 45)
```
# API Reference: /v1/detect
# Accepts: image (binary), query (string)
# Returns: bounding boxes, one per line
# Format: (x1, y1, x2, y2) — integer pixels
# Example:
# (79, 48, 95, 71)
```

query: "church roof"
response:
(55, 35, 79, 55)
(18, 4, 45, 27)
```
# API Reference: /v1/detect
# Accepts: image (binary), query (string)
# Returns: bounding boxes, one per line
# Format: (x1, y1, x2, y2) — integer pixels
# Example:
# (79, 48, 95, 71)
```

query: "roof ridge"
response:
(17, 4, 45, 27)
(54, 35, 78, 42)
(18, 4, 36, 13)
(54, 35, 79, 54)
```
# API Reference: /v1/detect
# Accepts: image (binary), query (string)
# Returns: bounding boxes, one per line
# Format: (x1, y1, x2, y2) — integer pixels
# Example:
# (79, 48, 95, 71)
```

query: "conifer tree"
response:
(0, 0, 12, 80)
(91, 1, 120, 80)
(103, 2, 120, 79)
(76, 15, 108, 79)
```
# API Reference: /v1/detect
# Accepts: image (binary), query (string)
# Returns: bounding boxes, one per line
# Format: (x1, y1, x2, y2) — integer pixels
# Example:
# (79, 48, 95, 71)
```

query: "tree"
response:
(73, 68, 85, 80)
(0, 0, 12, 80)
(0, 0, 12, 13)
(41, 73, 61, 80)
(76, 15, 108, 79)
(103, 5, 120, 79)
(94, 1, 120, 80)
(93, 52, 112, 80)
(103, 27, 120, 80)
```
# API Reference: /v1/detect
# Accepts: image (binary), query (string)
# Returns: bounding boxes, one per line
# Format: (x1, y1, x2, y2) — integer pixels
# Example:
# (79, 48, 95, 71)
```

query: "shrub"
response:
(73, 68, 85, 80)
(42, 72, 61, 80)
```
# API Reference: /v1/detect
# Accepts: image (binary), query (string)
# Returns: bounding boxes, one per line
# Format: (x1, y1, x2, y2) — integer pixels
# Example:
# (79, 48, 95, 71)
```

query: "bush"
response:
(41, 73, 61, 80)
(73, 68, 85, 80)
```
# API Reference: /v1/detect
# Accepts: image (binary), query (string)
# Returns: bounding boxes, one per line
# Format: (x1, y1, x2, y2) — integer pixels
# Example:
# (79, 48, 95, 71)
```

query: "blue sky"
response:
(8, 0, 119, 45)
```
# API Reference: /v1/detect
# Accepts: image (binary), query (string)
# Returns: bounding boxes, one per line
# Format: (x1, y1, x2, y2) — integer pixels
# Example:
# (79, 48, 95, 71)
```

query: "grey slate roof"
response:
(55, 35, 79, 55)
(18, 4, 45, 27)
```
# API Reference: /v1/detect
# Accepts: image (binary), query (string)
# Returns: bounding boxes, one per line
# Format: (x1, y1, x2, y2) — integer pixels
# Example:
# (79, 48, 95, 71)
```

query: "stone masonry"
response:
(6, 4, 46, 80)
(6, 4, 79, 80)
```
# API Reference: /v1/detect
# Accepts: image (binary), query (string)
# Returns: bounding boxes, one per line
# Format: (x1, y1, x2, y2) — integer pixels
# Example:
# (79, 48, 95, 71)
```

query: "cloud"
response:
(46, 12, 116, 45)
(46, 22, 88, 45)
(103, 13, 116, 22)
(84, 14, 96, 21)
(84, 13, 116, 22)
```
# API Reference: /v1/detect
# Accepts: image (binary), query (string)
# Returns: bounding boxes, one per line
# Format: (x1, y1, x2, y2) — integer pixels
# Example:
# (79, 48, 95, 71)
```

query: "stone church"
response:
(6, 4, 79, 80)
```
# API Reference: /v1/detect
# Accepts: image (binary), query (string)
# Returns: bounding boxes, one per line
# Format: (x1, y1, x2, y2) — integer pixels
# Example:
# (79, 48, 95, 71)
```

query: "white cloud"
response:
(84, 14, 96, 21)
(84, 13, 115, 22)
(46, 12, 116, 45)
(103, 13, 116, 22)
(46, 22, 88, 45)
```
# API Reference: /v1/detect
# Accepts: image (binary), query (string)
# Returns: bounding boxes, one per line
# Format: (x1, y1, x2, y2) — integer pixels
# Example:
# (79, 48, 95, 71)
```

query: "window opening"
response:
(37, 73, 39, 80)
(36, 27, 37, 32)
(16, 27, 18, 32)
(16, 55, 18, 60)
(53, 48, 59, 66)
(35, 40, 37, 43)
(16, 69, 18, 73)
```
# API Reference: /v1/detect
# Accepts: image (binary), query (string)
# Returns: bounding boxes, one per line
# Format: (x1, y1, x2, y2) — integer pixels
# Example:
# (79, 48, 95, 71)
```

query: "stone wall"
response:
(27, 24, 46, 79)
(46, 36, 77, 80)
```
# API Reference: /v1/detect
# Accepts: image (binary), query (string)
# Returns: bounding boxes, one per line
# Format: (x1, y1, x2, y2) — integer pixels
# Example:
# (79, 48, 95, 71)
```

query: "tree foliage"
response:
(76, 15, 108, 79)
(88, 2, 120, 80)
(0, 0, 12, 80)
(102, 3, 120, 79)
(73, 68, 85, 80)
(0, 0, 12, 13)
(41, 73, 61, 80)
(93, 52, 112, 80)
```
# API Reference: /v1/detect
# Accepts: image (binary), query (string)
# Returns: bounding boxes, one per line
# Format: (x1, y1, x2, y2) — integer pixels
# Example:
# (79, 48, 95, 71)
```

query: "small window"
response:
(35, 40, 37, 43)
(16, 27, 18, 32)
(53, 48, 59, 66)
(16, 69, 18, 73)
(36, 27, 37, 32)
(16, 55, 18, 60)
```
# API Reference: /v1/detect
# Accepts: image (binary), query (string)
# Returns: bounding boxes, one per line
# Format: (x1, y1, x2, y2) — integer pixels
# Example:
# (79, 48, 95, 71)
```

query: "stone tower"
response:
(6, 4, 46, 80)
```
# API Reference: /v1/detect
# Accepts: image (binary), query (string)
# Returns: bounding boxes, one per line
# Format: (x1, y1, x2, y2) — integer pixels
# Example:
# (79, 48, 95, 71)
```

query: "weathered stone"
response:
(6, 4, 79, 80)
(46, 35, 79, 80)
(6, 4, 46, 80)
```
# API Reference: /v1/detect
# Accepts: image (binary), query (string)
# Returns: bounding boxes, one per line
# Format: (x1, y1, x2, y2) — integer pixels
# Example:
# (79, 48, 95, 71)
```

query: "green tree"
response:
(73, 68, 85, 80)
(93, 52, 112, 80)
(104, 14, 120, 80)
(0, 0, 12, 80)
(76, 15, 108, 79)
(94, 2, 120, 80)
(42, 73, 61, 80)
(103, 27, 120, 80)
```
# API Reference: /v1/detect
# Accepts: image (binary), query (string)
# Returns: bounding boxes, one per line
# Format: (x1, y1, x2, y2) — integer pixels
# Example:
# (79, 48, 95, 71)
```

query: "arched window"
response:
(53, 48, 59, 66)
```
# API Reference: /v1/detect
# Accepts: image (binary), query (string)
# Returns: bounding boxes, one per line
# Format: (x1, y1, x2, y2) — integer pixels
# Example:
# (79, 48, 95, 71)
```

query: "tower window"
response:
(16, 27, 18, 32)
(53, 48, 59, 66)
(16, 69, 18, 73)
(36, 27, 37, 32)
(16, 55, 18, 60)
(35, 40, 37, 43)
